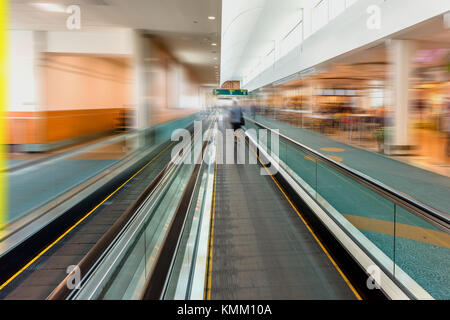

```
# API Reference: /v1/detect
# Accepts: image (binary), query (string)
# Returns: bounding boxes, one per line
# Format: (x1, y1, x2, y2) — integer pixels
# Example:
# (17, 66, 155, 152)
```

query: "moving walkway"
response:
(0, 114, 204, 299)
(0, 111, 448, 300)
(204, 120, 358, 299)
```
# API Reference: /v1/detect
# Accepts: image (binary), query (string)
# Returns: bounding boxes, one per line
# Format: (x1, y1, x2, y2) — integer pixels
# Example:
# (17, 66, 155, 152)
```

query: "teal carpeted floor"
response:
(8, 159, 118, 222)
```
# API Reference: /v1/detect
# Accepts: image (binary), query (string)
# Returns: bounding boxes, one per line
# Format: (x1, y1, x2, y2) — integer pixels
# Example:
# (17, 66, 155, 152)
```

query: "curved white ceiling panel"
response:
(220, 0, 266, 83)
(220, 0, 308, 84)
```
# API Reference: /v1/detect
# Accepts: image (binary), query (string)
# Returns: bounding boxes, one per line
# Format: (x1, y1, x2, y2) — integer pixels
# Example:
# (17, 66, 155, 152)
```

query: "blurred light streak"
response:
(0, 0, 9, 232)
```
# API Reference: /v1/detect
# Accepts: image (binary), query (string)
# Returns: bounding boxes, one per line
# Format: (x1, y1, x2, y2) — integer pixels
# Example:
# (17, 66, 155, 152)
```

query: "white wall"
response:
(9, 28, 135, 113)
(239, 0, 450, 91)
(46, 29, 134, 55)
(178, 67, 200, 109)
(9, 30, 37, 112)
(167, 61, 180, 109)
(166, 62, 201, 109)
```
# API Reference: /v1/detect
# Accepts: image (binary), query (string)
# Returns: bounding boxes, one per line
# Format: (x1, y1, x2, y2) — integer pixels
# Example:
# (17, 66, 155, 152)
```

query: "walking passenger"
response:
(229, 101, 244, 142)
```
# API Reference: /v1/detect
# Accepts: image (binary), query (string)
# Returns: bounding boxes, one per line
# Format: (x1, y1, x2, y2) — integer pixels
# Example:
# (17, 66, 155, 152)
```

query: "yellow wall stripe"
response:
(0, 0, 9, 234)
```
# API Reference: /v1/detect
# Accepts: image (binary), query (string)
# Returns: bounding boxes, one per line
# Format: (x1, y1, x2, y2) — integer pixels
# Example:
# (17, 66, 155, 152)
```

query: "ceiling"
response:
(220, 0, 314, 84)
(10, 0, 222, 85)
(221, 1, 450, 89)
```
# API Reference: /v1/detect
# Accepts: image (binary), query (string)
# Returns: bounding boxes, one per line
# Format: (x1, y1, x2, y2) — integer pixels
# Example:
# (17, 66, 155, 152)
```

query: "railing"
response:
(244, 116, 450, 300)
(3, 114, 199, 229)
(71, 118, 214, 300)
(0, 113, 201, 272)
(164, 122, 217, 300)
(243, 0, 362, 86)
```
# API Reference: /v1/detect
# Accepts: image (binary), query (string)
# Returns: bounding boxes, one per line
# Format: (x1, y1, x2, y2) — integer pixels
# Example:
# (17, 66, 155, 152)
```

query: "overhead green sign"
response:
(213, 89, 248, 96)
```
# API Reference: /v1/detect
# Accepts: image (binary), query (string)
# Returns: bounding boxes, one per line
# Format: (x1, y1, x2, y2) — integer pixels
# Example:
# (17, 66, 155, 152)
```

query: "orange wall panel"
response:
(7, 108, 122, 145)
(42, 54, 132, 110)
(8, 53, 132, 146)
(7, 112, 45, 145)
(44, 109, 121, 143)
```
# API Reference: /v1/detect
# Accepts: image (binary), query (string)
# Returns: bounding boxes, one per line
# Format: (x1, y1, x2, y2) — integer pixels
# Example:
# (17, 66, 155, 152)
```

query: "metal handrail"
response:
(141, 119, 215, 299)
(244, 116, 450, 232)
(70, 118, 212, 300)
(47, 151, 174, 300)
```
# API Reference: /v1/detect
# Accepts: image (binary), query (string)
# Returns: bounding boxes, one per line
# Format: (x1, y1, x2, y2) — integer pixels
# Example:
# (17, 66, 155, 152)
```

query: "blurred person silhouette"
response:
(250, 99, 257, 119)
(229, 100, 244, 142)
(415, 94, 426, 123)
(444, 98, 450, 157)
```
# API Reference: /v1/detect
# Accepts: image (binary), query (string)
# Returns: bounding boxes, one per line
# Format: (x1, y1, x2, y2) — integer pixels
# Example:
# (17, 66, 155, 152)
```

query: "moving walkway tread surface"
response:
(0, 144, 175, 300)
(208, 120, 358, 300)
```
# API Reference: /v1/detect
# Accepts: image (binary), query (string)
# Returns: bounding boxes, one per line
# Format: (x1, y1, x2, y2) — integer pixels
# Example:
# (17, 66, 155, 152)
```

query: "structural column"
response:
(133, 30, 151, 132)
(388, 39, 416, 154)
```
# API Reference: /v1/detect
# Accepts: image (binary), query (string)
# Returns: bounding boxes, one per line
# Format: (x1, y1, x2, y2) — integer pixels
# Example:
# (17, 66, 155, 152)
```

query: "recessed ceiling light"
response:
(30, 2, 66, 12)
(208, 16, 216, 20)
(213, 57, 218, 60)
(211, 43, 217, 46)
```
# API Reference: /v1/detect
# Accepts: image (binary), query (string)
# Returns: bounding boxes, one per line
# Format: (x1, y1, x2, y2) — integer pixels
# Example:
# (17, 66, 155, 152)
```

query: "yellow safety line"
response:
(0, 142, 174, 291)
(0, 0, 9, 236)
(204, 138, 217, 300)
(244, 135, 363, 300)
